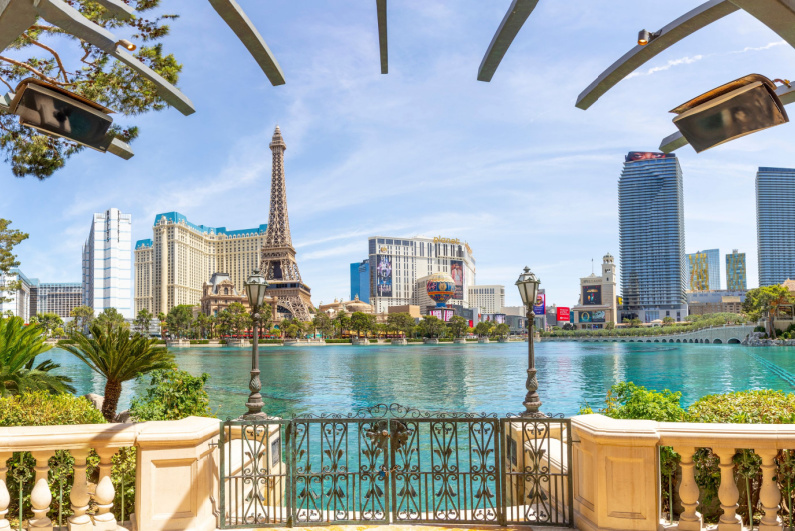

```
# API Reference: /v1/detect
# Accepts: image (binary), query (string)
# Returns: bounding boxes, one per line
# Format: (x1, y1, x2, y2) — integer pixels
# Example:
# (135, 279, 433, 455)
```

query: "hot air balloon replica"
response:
(426, 272, 456, 321)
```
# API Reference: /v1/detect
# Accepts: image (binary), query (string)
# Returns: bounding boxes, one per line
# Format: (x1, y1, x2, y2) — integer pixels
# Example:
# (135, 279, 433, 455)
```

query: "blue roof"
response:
(135, 239, 153, 250)
(153, 212, 267, 238)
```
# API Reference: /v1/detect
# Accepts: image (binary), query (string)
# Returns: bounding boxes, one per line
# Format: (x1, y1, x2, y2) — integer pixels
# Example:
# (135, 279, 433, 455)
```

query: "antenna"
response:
(592, 258, 594, 275)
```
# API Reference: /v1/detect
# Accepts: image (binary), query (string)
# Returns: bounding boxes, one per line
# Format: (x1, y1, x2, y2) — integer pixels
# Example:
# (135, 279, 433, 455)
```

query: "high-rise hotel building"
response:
(726, 249, 747, 290)
(757, 167, 795, 286)
(366, 236, 476, 313)
(686, 249, 721, 291)
(134, 212, 267, 315)
(82, 208, 133, 319)
(619, 152, 687, 322)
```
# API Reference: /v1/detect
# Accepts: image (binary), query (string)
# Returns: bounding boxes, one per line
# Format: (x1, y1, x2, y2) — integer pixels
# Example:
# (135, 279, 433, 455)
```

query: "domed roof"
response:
(344, 295, 373, 313)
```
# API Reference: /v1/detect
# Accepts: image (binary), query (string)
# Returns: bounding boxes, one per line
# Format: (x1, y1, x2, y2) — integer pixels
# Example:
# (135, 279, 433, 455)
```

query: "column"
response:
(93, 448, 117, 531)
(673, 446, 702, 531)
(67, 448, 92, 531)
(715, 447, 742, 531)
(757, 449, 783, 531)
(28, 451, 52, 530)
(0, 452, 11, 531)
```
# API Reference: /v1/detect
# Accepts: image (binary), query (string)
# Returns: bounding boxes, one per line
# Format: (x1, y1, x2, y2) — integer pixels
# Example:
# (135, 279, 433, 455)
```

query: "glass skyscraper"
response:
(350, 260, 370, 303)
(686, 249, 720, 291)
(757, 167, 795, 286)
(726, 249, 747, 290)
(82, 208, 133, 319)
(619, 152, 687, 322)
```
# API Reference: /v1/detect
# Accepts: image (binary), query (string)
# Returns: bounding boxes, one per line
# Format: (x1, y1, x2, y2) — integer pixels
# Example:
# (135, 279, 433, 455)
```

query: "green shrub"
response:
(189, 340, 209, 345)
(55, 339, 75, 346)
(130, 369, 213, 421)
(581, 382, 686, 422)
(688, 390, 795, 424)
(325, 339, 351, 344)
(261, 339, 283, 344)
(754, 326, 766, 333)
(0, 391, 105, 426)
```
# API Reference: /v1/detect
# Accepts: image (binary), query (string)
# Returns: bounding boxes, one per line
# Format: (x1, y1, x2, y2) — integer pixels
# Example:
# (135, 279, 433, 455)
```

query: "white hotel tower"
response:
(82, 208, 133, 319)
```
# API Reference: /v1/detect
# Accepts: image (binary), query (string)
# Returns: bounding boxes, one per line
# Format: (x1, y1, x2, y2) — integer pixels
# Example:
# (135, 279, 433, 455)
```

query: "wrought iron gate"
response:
(218, 405, 573, 528)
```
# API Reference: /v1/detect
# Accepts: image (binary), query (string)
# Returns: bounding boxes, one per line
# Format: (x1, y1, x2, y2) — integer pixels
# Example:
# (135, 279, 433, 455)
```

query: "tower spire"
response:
(266, 125, 290, 247)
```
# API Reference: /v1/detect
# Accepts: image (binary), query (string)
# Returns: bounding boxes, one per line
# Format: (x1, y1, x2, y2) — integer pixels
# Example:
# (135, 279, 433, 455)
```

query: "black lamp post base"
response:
(520, 405, 547, 418)
(239, 410, 270, 421)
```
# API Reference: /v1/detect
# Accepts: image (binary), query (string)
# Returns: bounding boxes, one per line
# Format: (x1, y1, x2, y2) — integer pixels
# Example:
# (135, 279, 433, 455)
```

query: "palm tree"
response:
(0, 316, 74, 395)
(61, 323, 175, 421)
(157, 312, 166, 339)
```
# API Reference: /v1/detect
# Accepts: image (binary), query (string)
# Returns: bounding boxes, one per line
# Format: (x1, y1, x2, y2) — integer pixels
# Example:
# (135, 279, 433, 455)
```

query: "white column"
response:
(28, 451, 53, 530)
(0, 452, 11, 531)
(758, 448, 783, 531)
(67, 448, 92, 531)
(673, 446, 703, 531)
(715, 447, 742, 531)
(92, 448, 117, 531)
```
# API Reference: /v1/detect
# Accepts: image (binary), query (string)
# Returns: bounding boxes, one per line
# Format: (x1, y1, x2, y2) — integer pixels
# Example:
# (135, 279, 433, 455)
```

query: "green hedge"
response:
(261, 339, 283, 344)
(0, 392, 104, 426)
(56, 339, 75, 346)
(325, 339, 352, 344)
(189, 340, 210, 345)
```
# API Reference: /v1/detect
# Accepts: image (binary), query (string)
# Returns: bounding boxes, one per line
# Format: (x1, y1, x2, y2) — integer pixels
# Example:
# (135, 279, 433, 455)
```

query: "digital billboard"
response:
(375, 255, 393, 297)
(450, 260, 464, 300)
(579, 310, 606, 323)
(533, 291, 546, 315)
(582, 285, 602, 305)
(625, 152, 676, 162)
(556, 307, 570, 322)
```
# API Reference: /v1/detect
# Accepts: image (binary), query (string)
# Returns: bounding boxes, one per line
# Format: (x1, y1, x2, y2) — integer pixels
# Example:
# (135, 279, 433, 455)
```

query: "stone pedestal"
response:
(478, 337, 490, 344)
(352, 338, 370, 346)
(423, 338, 439, 344)
(391, 338, 407, 345)
(453, 338, 468, 344)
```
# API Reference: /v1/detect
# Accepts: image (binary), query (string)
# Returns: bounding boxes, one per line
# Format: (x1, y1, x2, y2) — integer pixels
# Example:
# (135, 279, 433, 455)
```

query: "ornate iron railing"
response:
(218, 404, 573, 528)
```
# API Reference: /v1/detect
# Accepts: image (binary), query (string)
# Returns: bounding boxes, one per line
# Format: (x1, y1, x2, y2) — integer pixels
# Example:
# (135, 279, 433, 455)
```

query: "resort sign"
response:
(433, 236, 461, 245)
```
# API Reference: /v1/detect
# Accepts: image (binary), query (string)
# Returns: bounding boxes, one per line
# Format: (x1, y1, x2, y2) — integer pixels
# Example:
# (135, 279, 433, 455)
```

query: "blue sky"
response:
(2, 0, 795, 309)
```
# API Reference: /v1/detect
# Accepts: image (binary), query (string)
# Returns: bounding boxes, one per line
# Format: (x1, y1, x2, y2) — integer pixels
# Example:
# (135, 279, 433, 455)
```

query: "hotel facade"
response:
(365, 236, 476, 314)
(82, 208, 133, 319)
(134, 212, 267, 315)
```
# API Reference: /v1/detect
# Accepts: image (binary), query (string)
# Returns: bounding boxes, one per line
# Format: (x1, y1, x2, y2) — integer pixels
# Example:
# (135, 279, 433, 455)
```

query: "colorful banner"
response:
(582, 285, 602, 306)
(450, 260, 464, 300)
(625, 152, 676, 162)
(556, 307, 570, 322)
(533, 292, 546, 316)
(579, 310, 606, 323)
(375, 255, 393, 297)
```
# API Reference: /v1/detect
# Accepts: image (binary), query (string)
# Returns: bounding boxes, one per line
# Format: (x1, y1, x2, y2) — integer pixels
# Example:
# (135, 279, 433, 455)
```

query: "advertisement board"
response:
(375, 255, 393, 297)
(579, 310, 606, 323)
(582, 285, 602, 306)
(450, 260, 464, 300)
(533, 291, 546, 315)
(625, 152, 676, 162)
(557, 307, 570, 322)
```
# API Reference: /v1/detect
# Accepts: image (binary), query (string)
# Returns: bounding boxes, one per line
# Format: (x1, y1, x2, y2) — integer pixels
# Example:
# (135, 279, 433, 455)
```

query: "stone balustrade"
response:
(0, 417, 219, 531)
(573, 414, 795, 531)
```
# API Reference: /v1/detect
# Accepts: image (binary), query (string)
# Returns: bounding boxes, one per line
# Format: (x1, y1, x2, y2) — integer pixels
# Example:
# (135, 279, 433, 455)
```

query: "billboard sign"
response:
(450, 260, 464, 300)
(533, 291, 546, 315)
(582, 285, 602, 306)
(579, 310, 606, 323)
(375, 255, 393, 297)
(625, 152, 676, 162)
(557, 307, 570, 322)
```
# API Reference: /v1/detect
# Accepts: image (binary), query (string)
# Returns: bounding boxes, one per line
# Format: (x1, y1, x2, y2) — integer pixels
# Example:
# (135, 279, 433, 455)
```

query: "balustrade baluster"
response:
(758, 449, 783, 531)
(0, 452, 11, 531)
(715, 447, 743, 531)
(28, 450, 53, 530)
(93, 448, 118, 531)
(673, 446, 702, 531)
(68, 448, 91, 531)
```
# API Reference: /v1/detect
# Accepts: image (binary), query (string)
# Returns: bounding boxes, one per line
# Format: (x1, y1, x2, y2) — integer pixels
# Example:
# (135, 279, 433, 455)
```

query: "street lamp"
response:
(241, 269, 269, 420)
(515, 266, 544, 418)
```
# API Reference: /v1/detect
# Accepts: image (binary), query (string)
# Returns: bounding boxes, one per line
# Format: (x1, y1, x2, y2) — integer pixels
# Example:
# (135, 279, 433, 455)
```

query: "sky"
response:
(2, 0, 795, 309)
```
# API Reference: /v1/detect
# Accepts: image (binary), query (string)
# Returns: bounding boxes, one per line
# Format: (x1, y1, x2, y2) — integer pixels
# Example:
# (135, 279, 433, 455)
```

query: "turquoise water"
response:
(43, 342, 795, 419)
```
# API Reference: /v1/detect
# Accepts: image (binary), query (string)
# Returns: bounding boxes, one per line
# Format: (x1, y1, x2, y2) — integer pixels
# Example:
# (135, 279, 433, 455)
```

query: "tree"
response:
(62, 322, 175, 421)
(313, 312, 332, 339)
(166, 305, 194, 339)
(387, 312, 415, 338)
(0, 316, 74, 395)
(335, 310, 350, 338)
(744, 285, 794, 338)
(68, 305, 94, 333)
(474, 321, 493, 338)
(0, 3, 182, 179)
(134, 309, 153, 335)
(35, 313, 63, 337)
(0, 220, 28, 304)
(447, 315, 468, 339)
(494, 323, 510, 338)
(226, 302, 251, 337)
(129, 369, 213, 421)
(419, 316, 446, 338)
(350, 312, 374, 338)
(662, 316, 674, 326)
(605, 321, 616, 330)
(95, 308, 129, 331)
(157, 312, 167, 339)
(194, 313, 211, 339)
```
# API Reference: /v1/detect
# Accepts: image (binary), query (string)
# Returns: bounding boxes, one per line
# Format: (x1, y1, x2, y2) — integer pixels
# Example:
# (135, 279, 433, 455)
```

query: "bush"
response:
(189, 340, 209, 345)
(56, 339, 75, 346)
(688, 390, 795, 424)
(0, 391, 105, 426)
(325, 339, 352, 344)
(579, 382, 686, 422)
(130, 369, 213, 421)
(754, 326, 766, 333)
(261, 339, 284, 344)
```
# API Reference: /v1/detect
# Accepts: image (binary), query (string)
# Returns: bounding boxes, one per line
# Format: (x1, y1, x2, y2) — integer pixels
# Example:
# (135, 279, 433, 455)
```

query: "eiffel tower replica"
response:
(259, 125, 313, 321)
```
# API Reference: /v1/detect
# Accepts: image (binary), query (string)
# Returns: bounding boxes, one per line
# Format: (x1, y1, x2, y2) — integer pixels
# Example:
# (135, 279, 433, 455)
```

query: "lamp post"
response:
(241, 269, 269, 420)
(515, 266, 544, 418)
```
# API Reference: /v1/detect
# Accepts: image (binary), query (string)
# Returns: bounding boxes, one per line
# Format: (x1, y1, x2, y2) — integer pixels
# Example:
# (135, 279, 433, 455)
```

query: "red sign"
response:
(557, 307, 571, 322)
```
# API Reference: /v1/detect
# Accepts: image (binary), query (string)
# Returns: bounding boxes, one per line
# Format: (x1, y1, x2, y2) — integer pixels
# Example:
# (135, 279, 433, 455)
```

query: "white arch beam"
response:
(92, 0, 135, 20)
(659, 82, 795, 152)
(732, 0, 795, 48)
(377, 0, 388, 74)
(208, 0, 285, 86)
(477, 0, 540, 82)
(576, 0, 739, 110)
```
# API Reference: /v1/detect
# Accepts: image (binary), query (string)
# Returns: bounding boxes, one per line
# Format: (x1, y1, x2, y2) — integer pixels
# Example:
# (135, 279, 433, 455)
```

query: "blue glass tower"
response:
(757, 167, 795, 286)
(350, 260, 370, 303)
(619, 152, 687, 322)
